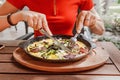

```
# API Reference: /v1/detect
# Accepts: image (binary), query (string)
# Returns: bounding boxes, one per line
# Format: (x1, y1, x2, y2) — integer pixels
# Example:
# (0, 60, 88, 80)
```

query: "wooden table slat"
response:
(0, 54, 14, 62)
(0, 63, 119, 75)
(0, 40, 24, 47)
(106, 58, 112, 64)
(0, 47, 17, 53)
(0, 74, 120, 80)
(100, 42, 120, 72)
(0, 40, 120, 79)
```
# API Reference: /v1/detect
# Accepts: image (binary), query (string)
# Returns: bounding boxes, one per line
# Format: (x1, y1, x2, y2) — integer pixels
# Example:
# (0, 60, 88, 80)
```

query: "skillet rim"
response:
(19, 35, 93, 63)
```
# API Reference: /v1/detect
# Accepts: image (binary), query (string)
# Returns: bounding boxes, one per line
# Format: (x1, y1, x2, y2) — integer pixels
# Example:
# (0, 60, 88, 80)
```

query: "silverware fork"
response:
(69, 33, 79, 46)
(69, 24, 84, 46)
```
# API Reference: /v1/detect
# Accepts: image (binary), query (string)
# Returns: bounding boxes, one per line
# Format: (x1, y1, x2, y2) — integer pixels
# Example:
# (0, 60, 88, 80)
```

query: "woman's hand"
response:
(11, 11, 52, 35)
(76, 9, 105, 35)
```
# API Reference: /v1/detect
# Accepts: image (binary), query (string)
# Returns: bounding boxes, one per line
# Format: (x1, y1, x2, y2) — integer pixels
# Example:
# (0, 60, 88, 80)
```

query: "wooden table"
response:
(0, 40, 120, 80)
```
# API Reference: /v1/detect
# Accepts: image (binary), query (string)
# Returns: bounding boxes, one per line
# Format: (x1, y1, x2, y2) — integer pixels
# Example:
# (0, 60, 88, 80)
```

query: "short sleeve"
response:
(7, 0, 26, 10)
(79, 0, 94, 10)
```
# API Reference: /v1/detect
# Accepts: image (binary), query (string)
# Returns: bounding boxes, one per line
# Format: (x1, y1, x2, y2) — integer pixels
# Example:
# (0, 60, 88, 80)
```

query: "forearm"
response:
(0, 12, 23, 31)
(0, 1, 20, 31)
(0, 16, 11, 31)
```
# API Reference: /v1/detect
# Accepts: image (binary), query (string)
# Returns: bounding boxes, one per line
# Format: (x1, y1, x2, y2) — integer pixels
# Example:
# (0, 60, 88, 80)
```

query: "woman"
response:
(0, 0, 105, 37)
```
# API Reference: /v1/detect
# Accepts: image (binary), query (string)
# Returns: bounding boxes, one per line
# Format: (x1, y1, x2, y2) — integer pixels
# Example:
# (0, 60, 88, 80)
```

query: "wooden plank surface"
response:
(106, 58, 112, 64)
(0, 47, 17, 53)
(0, 40, 24, 47)
(0, 63, 119, 75)
(0, 54, 14, 62)
(99, 42, 120, 72)
(0, 40, 120, 77)
(0, 74, 120, 80)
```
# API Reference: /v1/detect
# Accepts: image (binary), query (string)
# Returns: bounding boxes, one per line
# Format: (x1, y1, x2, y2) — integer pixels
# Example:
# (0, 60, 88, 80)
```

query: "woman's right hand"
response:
(11, 11, 52, 35)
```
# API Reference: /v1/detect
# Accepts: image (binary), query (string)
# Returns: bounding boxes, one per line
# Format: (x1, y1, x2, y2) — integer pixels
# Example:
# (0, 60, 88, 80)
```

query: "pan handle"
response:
(18, 41, 27, 49)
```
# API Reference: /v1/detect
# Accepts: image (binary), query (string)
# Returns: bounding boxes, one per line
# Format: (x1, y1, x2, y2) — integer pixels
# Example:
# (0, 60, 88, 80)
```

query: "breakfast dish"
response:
(27, 38, 89, 60)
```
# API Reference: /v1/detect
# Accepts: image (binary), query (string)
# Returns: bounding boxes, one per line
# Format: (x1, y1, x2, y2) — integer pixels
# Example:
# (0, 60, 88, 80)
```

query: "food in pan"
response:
(27, 38, 88, 60)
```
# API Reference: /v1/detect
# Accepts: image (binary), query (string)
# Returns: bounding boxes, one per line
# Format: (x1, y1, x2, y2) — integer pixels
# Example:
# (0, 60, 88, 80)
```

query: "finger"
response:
(84, 12, 91, 26)
(76, 11, 86, 33)
(27, 16, 34, 28)
(90, 16, 96, 26)
(33, 15, 38, 29)
(42, 15, 52, 35)
(37, 18, 42, 30)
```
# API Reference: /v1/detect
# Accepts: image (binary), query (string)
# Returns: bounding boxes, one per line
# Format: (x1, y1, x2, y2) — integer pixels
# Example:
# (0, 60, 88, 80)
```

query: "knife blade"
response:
(39, 28, 72, 53)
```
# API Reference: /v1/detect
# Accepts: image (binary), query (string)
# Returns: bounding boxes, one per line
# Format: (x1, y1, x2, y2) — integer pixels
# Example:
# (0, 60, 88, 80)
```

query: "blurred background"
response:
(0, 0, 120, 49)
(93, 0, 120, 49)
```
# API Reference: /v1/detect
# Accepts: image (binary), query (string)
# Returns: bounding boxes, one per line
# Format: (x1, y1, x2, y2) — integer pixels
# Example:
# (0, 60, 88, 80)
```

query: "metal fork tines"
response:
(39, 28, 72, 53)
(69, 33, 79, 46)
(69, 24, 83, 46)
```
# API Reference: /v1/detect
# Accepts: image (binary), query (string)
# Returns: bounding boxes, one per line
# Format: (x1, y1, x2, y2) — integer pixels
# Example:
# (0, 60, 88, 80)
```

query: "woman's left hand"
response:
(76, 10, 97, 33)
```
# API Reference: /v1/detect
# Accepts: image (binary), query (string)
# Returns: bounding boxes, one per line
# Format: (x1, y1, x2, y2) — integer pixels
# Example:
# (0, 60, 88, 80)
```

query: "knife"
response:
(39, 28, 72, 53)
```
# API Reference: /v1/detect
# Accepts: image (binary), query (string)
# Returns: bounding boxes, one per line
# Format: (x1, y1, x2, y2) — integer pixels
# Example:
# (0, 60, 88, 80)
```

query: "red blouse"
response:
(7, 0, 93, 37)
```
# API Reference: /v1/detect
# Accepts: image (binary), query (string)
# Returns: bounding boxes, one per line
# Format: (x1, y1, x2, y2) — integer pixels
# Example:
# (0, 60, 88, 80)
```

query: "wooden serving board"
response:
(13, 47, 109, 72)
